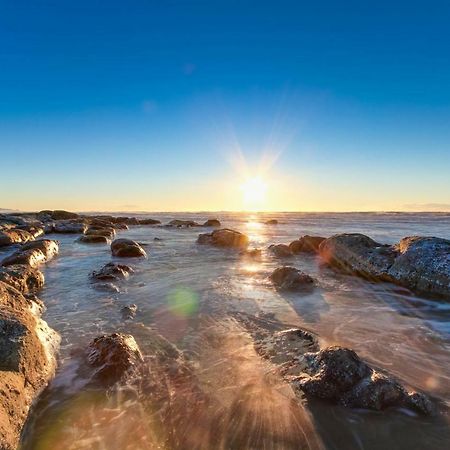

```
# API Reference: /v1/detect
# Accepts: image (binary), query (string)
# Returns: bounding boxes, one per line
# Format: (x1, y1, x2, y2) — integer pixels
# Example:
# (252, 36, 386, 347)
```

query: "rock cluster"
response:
(197, 228, 249, 248)
(319, 234, 450, 298)
(270, 266, 315, 291)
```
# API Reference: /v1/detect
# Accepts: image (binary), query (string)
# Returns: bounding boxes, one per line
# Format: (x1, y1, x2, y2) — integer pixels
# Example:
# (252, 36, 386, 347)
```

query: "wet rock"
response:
(240, 248, 262, 259)
(93, 282, 120, 293)
(289, 235, 325, 254)
(78, 235, 109, 244)
(53, 220, 87, 234)
(203, 219, 221, 227)
(268, 243, 292, 258)
(91, 262, 134, 282)
(84, 227, 116, 239)
(138, 218, 161, 225)
(16, 225, 44, 239)
(0, 265, 44, 294)
(265, 219, 278, 225)
(39, 209, 79, 220)
(0, 229, 34, 247)
(121, 304, 137, 320)
(0, 282, 59, 450)
(2, 240, 59, 267)
(167, 219, 200, 228)
(111, 239, 147, 258)
(319, 234, 450, 298)
(197, 228, 249, 248)
(388, 236, 450, 298)
(86, 333, 143, 386)
(270, 266, 315, 290)
(319, 233, 397, 280)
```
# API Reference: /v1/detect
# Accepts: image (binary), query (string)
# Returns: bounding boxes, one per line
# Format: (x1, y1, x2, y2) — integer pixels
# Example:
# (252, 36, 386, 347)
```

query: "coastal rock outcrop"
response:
(78, 235, 109, 244)
(1, 240, 59, 268)
(265, 219, 278, 225)
(111, 239, 147, 258)
(138, 218, 161, 225)
(270, 266, 315, 290)
(0, 229, 34, 247)
(203, 219, 221, 227)
(85, 333, 143, 386)
(0, 265, 44, 294)
(53, 220, 87, 234)
(289, 235, 325, 254)
(39, 209, 79, 220)
(0, 281, 59, 450)
(240, 248, 262, 259)
(319, 234, 450, 298)
(167, 219, 200, 228)
(197, 228, 249, 248)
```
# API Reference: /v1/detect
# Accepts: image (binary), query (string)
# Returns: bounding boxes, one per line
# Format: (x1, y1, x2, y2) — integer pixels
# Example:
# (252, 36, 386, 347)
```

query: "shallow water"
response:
(8, 212, 450, 449)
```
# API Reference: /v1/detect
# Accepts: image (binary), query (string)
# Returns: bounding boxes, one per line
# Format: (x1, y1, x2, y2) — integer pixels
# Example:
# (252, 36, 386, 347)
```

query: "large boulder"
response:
(91, 262, 134, 282)
(85, 333, 143, 386)
(319, 233, 397, 280)
(111, 239, 147, 258)
(78, 235, 109, 244)
(388, 237, 450, 298)
(84, 227, 116, 239)
(319, 234, 450, 298)
(289, 235, 325, 254)
(21, 239, 59, 261)
(0, 229, 34, 247)
(0, 265, 44, 294)
(197, 228, 249, 248)
(270, 266, 314, 291)
(0, 282, 59, 450)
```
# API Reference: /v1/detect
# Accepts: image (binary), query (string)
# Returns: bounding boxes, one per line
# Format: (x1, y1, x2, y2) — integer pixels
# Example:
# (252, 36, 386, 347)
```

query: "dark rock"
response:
(138, 218, 161, 225)
(265, 219, 278, 225)
(2, 249, 46, 268)
(92, 282, 120, 293)
(86, 333, 143, 386)
(268, 244, 292, 258)
(21, 239, 59, 261)
(0, 265, 44, 294)
(203, 219, 221, 227)
(111, 239, 147, 258)
(53, 220, 87, 234)
(121, 304, 137, 320)
(270, 266, 315, 290)
(197, 228, 249, 248)
(78, 235, 109, 244)
(39, 210, 79, 220)
(167, 219, 200, 228)
(91, 262, 133, 282)
(84, 227, 116, 239)
(289, 235, 325, 254)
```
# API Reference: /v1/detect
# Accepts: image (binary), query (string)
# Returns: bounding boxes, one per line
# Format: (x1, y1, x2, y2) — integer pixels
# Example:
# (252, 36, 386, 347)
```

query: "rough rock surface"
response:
(1, 240, 59, 268)
(121, 304, 137, 320)
(268, 243, 292, 258)
(0, 229, 34, 247)
(138, 218, 161, 225)
(167, 219, 199, 228)
(197, 228, 249, 248)
(39, 210, 79, 220)
(53, 220, 87, 234)
(319, 234, 450, 298)
(84, 227, 116, 239)
(111, 239, 147, 258)
(270, 266, 315, 291)
(289, 235, 325, 254)
(0, 265, 44, 294)
(91, 262, 134, 282)
(0, 281, 59, 450)
(86, 333, 143, 386)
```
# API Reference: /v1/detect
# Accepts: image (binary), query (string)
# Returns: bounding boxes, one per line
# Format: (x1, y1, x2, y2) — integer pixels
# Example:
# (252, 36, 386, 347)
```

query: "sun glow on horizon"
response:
(240, 176, 268, 211)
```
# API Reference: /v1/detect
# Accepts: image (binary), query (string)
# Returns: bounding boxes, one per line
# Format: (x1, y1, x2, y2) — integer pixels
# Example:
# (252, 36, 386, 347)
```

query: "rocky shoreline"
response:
(0, 210, 449, 448)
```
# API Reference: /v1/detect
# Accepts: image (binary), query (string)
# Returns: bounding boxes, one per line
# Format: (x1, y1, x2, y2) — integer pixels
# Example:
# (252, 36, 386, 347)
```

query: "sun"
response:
(240, 176, 268, 210)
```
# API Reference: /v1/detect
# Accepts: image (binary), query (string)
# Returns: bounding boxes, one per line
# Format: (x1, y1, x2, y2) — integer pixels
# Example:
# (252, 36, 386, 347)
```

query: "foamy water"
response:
(8, 212, 450, 449)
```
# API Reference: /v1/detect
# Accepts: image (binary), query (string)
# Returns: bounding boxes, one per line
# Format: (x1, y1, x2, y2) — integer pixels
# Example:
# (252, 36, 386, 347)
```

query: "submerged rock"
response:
(197, 228, 249, 248)
(203, 219, 221, 227)
(86, 333, 143, 386)
(265, 219, 278, 225)
(167, 219, 200, 228)
(0, 229, 34, 247)
(319, 234, 450, 298)
(0, 265, 44, 294)
(0, 281, 59, 450)
(121, 304, 137, 320)
(92, 282, 120, 293)
(268, 243, 292, 258)
(270, 266, 314, 291)
(91, 262, 134, 282)
(289, 235, 325, 254)
(111, 239, 147, 258)
(78, 235, 109, 244)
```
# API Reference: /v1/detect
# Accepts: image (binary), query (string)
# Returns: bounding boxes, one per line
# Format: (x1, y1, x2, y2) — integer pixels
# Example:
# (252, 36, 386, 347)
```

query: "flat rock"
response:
(197, 228, 249, 248)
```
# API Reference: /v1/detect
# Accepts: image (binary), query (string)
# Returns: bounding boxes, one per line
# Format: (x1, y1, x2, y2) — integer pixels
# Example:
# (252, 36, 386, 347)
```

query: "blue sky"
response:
(1, 0, 449, 211)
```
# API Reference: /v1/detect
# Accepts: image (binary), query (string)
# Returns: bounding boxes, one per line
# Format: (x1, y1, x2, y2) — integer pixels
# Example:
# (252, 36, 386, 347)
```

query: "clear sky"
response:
(1, 0, 449, 212)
